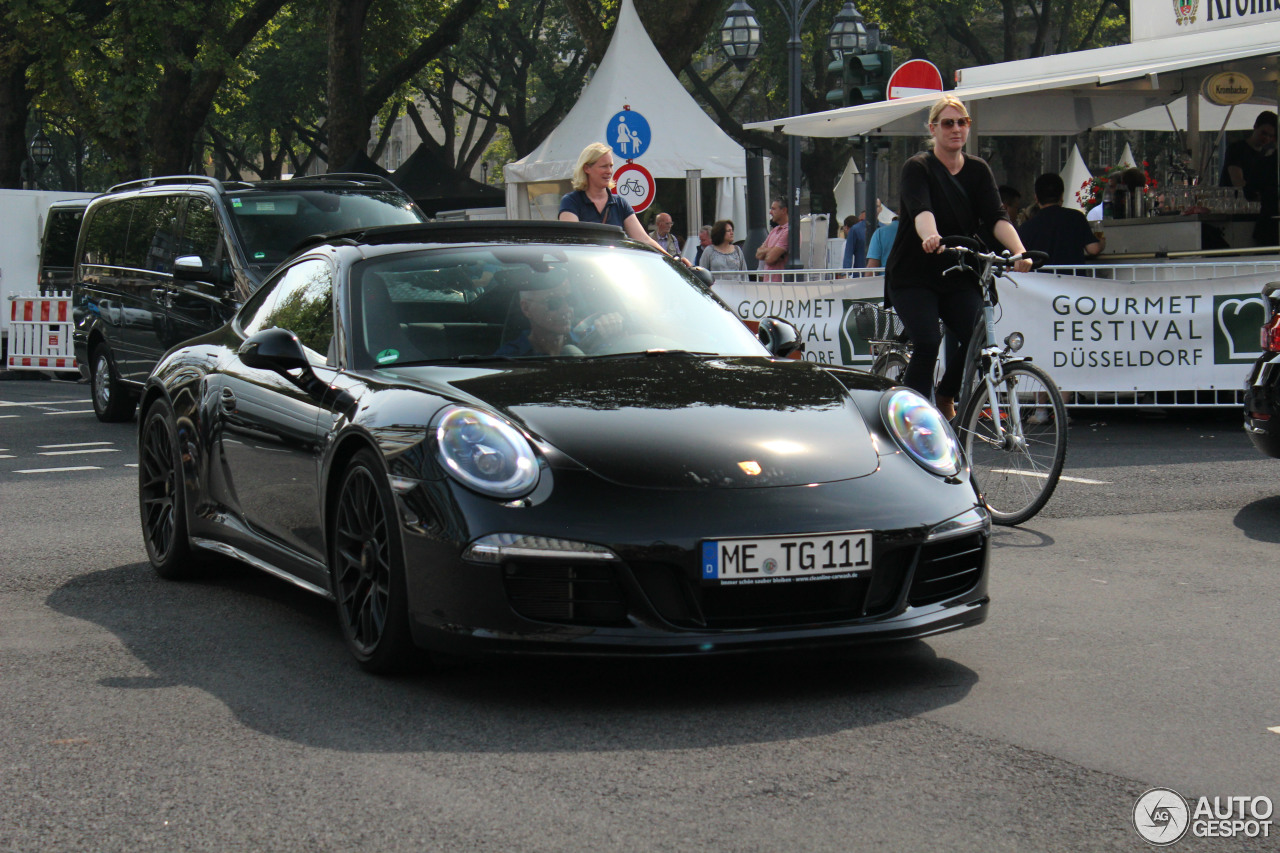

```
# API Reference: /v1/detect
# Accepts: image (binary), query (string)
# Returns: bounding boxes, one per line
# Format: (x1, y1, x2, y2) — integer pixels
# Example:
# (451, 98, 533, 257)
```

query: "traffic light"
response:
(826, 47, 893, 107)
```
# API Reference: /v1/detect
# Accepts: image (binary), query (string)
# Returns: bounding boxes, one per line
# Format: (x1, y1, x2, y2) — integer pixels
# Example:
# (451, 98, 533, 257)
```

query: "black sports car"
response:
(139, 222, 990, 672)
(1245, 280, 1280, 458)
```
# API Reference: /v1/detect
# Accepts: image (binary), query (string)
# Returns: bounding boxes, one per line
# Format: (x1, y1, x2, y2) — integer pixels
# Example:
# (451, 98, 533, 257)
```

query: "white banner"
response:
(713, 271, 1273, 393)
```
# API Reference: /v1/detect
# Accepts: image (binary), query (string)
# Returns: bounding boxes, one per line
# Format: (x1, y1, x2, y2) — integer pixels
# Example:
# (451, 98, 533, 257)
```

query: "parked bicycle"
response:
(938, 236, 1065, 525)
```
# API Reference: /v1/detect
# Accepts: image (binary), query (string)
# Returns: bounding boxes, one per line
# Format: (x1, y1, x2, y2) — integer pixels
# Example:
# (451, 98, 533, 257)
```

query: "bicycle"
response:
(939, 236, 1066, 526)
(848, 301, 911, 383)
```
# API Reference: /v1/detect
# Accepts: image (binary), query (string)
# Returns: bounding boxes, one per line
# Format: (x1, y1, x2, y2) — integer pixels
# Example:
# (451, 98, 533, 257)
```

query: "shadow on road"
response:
(1234, 495, 1280, 543)
(47, 561, 978, 754)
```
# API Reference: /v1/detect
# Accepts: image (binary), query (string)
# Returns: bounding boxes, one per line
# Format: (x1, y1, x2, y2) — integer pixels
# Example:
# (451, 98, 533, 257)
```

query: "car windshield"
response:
(228, 189, 424, 267)
(350, 245, 767, 368)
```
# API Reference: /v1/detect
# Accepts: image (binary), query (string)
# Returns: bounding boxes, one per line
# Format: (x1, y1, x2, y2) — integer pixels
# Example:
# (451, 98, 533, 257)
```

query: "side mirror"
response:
(757, 316, 805, 358)
(691, 266, 714, 287)
(173, 254, 214, 283)
(239, 328, 310, 372)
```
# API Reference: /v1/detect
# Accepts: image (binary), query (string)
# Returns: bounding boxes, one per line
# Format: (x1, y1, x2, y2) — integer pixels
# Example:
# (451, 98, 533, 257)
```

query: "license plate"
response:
(701, 531, 871, 585)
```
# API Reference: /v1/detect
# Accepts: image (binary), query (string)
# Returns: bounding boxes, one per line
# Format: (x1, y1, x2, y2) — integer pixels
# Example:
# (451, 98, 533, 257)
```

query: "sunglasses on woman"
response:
(934, 117, 971, 129)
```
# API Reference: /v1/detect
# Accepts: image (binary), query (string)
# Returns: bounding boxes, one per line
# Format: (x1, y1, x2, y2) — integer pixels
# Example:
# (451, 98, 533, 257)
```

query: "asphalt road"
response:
(2, 376, 1279, 852)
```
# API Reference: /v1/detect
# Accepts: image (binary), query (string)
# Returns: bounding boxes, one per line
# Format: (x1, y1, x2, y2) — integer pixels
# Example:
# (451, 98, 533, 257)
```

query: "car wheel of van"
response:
(330, 448, 417, 674)
(139, 398, 199, 579)
(91, 343, 136, 422)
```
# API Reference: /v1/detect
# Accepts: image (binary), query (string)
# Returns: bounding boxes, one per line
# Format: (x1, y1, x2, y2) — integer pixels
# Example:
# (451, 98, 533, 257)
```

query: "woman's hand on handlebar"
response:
(921, 233, 944, 254)
(1011, 255, 1033, 273)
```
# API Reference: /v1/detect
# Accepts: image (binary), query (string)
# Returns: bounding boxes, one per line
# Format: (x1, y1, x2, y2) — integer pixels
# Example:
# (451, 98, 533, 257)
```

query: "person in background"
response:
(650, 211, 681, 255)
(1221, 111, 1278, 246)
(842, 212, 867, 269)
(693, 225, 712, 266)
(884, 95, 1031, 420)
(999, 185, 1024, 226)
(1018, 172, 1104, 268)
(558, 143, 685, 260)
(703, 219, 747, 273)
(755, 198, 789, 276)
(866, 213, 898, 272)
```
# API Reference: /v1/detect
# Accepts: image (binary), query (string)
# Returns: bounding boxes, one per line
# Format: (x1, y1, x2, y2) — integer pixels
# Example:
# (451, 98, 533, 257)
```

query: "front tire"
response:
(871, 350, 909, 384)
(91, 343, 136, 422)
(139, 398, 199, 578)
(956, 362, 1067, 526)
(330, 449, 417, 674)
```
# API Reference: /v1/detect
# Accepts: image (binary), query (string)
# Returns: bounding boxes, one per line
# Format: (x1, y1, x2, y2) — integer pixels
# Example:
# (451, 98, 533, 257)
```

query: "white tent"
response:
(1097, 95, 1271, 132)
(1117, 143, 1139, 170)
(1060, 145, 1093, 212)
(503, 0, 747, 229)
(833, 158, 860, 225)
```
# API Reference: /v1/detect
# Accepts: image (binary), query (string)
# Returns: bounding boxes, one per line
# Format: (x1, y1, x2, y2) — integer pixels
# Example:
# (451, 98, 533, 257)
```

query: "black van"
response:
(72, 173, 425, 421)
(38, 198, 90, 294)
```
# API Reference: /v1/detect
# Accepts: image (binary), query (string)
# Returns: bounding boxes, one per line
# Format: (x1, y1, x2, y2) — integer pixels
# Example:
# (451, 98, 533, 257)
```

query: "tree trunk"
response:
(325, 0, 374, 170)
(0, 48, 33, 188)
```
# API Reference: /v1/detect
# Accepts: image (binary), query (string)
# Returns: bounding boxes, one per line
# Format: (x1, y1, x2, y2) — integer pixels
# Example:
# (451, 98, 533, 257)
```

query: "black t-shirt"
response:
(1220, 139, 1277, 206)
(1018, 204, 1097, 266)
(885, 151, 1009, 292)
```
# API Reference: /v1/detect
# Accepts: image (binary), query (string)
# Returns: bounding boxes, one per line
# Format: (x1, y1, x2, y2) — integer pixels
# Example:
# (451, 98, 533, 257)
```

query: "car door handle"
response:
(220, 387, 237, 413)
(151, 287, 170, 307)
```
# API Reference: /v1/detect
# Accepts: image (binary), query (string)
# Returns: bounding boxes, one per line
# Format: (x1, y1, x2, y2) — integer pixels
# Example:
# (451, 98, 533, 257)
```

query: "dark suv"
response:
(1244, 281, 1280, 457)
(73, 173, 425, 421)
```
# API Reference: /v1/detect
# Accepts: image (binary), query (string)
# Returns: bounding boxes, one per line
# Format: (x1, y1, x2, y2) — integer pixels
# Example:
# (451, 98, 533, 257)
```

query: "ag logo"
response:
(1133, 788, 1190, 845)
(1214, 294, 1267, 364)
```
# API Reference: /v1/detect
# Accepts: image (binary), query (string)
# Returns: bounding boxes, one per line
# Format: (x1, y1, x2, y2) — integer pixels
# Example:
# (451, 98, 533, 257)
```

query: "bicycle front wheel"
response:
(871, 350, 909, 383)
(956, 362, 1067, 526)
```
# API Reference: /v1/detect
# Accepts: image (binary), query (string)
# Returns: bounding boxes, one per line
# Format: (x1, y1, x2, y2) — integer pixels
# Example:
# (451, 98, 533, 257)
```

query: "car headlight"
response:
(434, 406, 539, 497)
(882, 389, 962, 477)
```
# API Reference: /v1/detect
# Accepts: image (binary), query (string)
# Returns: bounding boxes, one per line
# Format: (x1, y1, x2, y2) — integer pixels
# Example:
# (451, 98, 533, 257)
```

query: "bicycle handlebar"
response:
(939, 235, 1048, 272)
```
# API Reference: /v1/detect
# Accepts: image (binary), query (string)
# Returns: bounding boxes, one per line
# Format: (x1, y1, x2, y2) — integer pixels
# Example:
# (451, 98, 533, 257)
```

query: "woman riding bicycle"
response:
(884, 95, 1031, 420)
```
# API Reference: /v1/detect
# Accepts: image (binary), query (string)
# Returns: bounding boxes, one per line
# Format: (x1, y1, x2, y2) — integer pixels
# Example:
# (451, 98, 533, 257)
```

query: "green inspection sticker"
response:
(254, 251, 265, 259)
(376, 349, 399, 364)
(231, 198, 242, 207)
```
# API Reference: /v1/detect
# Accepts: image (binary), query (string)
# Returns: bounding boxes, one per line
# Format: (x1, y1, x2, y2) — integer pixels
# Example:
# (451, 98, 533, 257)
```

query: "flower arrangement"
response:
(1076, 160, 1158, 211)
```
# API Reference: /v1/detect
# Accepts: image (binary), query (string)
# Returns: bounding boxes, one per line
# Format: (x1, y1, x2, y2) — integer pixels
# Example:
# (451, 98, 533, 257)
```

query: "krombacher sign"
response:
(1204, 71, 1255, 105)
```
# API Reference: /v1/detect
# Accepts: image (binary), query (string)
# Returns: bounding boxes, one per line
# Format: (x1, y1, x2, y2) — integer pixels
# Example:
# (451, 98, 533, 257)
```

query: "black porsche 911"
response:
(138, 221, 990, 672)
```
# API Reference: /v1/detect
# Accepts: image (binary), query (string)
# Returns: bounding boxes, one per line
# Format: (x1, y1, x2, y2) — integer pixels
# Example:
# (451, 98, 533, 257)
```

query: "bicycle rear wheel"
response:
(956, 362, 1067, 526)
(871, 350, 909, 383)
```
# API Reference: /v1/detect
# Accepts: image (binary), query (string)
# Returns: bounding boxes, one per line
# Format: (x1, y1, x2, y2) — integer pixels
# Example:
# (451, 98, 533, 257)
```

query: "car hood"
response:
(430, 356, 884, 489)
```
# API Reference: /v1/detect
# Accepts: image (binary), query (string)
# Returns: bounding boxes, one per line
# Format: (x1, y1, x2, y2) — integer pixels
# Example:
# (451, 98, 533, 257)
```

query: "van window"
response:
(120, 196, 182, 273)
(42, 207, 84, 269)
(80, 199, 132, 267)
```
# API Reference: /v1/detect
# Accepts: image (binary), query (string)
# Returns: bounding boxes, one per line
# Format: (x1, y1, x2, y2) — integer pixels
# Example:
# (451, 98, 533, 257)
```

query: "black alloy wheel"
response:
(91, 343, 136, 422)
(139, 398, 198, 578)
(331, 449, 416, 673)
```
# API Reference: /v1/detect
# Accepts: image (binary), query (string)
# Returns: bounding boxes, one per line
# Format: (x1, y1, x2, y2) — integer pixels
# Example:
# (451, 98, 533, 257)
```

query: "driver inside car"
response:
(495, 277, 623, 356)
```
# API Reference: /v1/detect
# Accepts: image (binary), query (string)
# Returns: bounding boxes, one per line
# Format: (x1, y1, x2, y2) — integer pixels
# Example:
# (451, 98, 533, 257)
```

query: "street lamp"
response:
(721, 0, 858, 269)
(481, 162, 489, 185)
(28, 128, 54, 190)
(827, 1, 867, 62)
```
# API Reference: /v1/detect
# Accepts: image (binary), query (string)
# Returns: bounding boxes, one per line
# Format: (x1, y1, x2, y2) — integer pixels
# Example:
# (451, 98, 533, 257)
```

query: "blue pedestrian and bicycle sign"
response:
(606, 109, 650, 160)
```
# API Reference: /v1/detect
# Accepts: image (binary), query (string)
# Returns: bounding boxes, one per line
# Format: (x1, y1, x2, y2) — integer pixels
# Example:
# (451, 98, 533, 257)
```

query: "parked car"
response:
(72, 173, 425, 422)
(38, 198, 90, 294)
(1244, 280, 1280, 457)
(138, 220, 991, 673)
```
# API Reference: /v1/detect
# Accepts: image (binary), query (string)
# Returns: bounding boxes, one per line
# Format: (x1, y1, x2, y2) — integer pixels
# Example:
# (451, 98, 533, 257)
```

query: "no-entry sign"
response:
(887, 60, 944, 100)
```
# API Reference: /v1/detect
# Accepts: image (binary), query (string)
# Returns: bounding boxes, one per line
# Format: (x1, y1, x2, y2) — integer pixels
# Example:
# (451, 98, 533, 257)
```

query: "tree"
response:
(323, 0, 486, 170)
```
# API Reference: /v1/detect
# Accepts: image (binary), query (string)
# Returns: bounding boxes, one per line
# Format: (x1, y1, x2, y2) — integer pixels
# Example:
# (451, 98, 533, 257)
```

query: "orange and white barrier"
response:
(6, 292, 77, 373)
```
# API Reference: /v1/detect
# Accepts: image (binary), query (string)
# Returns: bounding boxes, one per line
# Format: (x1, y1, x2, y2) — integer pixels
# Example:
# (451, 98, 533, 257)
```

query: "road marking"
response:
(0, 414, 17, 419)
(44, 409, 96, 415)
(1269, 726, 1280, 735)
(0, 455, 13, 459)
(39, 441, 114, 449)
(38, 448, 120, 456)
(0, 399, 92, 407)
(990, 469, 1110, 485)
(13, 466, 102, 474)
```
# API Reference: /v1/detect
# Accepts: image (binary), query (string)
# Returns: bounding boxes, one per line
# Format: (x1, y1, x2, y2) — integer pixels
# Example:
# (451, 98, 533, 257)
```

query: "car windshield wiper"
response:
(585, 349, 719, 360)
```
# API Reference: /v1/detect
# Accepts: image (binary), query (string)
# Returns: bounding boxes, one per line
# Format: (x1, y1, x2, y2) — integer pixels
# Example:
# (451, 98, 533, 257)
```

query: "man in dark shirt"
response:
(1018, 173, 1104, 268)
(1221, 111, 1278, 246)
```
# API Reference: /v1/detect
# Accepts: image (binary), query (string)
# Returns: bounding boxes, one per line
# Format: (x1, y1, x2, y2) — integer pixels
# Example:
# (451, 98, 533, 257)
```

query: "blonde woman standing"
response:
(883, 95, 1031, 419)
(558, 142, 683, 260)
